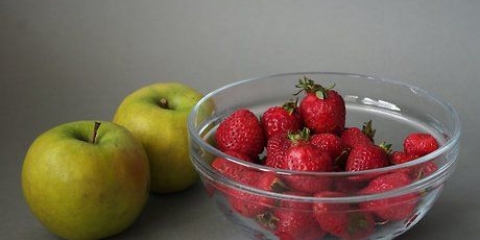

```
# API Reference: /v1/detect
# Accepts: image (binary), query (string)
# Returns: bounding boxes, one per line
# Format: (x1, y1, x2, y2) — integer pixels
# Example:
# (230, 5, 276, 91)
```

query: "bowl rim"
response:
(188, 71, 461, 201)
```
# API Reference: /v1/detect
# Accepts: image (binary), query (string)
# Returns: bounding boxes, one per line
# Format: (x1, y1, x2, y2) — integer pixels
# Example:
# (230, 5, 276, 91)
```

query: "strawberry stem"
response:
(282, 98, 298, 115)
(271, 179, 289, 193)
(333, 149, 350, 168)
(288, 127, 310, 144)
(293, 76, 335, 100)
(361, 120, 376, 142)
(255, 213, 278, 230)
(347, 212, 371, 236)
(378, 142, 392, 154)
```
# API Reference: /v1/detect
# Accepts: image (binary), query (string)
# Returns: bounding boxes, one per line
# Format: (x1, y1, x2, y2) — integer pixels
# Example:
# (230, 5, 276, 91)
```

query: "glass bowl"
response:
(187, 72, 461, 240)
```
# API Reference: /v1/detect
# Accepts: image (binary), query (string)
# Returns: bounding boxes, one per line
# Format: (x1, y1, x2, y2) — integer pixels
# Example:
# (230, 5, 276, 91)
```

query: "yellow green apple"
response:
(22, 121, 150, 240)
(113, 82, 214, 193)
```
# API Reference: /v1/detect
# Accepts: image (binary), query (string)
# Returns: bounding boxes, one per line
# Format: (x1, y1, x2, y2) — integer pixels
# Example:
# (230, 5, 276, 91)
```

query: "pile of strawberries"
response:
(211, 76, 440, 240)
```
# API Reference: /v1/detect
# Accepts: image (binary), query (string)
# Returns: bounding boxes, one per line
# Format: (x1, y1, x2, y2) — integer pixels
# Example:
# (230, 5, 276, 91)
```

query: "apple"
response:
(113, 82, 214, 193)
(22, 121, 150, 240)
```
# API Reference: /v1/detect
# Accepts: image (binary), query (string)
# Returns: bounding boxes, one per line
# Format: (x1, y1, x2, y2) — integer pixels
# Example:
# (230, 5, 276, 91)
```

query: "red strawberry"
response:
(265, 132, 291, 169)
(390, 151, 439, 179)
(313, 191, 375, 240)
(227, 190, 273, 218)
(211, 151, 261, 196)
(412, 161, 439, 179)
(211, 151, 274, 217)
(285, 142, 333, 172)
(388, 150, 419, 176)
(283, 129, 332, 172)
(272, 210, 325, 240)
(261, 210, 325, 240)
(283, 174, 333, 194)
(294, 76, 346, 135)
(341, 120, 376, 149)
(359, 171, 418, 221)
(275, 232, 295, 240)
(311, 132, 346, 160)
(390, 151, 419, 165)
(227, 172, 282, 218)
(232, 169, 261, 186)
(418, 161, 438, 178)
(282, 129, 333, 193)
(277, 191, 312, 210)
(255, 172, 288, 193)
(261, 99, 302, 139)
(215, 108, 266, 159)
(257, 192, 325, 240)
(211, 150, 255, 181)
(333, 178, 367, 194)
(403, 132, 439, 157)
(345, 143, 390, 172)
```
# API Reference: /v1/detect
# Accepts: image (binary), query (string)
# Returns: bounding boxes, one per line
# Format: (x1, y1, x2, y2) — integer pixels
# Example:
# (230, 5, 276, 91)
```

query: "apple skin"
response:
(22, 121, 150, 240)
(113, 82, 214, 193)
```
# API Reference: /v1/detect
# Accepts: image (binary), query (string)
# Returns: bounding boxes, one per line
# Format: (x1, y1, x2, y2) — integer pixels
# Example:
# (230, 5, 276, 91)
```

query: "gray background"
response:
(1, 0, 479, 239)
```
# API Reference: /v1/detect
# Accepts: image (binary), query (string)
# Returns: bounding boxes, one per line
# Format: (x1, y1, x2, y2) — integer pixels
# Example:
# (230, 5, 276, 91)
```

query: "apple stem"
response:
(92, 121, 101, 144)
(159, 98, 169, 109)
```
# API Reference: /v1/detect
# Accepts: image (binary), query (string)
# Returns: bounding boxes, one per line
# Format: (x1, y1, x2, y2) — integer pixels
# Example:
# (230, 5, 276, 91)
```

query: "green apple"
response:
(113, 82, 214, 193)
(22, 121, 150, 240)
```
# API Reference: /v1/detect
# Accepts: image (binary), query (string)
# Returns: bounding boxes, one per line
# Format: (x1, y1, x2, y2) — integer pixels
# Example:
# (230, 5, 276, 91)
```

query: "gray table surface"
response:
(2, 1, 479, 239)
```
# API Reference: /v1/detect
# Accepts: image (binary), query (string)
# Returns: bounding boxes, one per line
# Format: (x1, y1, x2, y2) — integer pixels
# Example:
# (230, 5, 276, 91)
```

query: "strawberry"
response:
(227, 189, 273, 218)
(285, 142, 333, 172)
(261, 99, 302, 139)
(390, 151, 439, 180)
(283, 128, 333, 172)
(359, 171, 418, 221)
(341, 120, 376, 149)
(294, 76, 346, 135)
(282, 129, 333, 193)
(283, 174, 333, 194)
(403, 132, 439, 157)
(390, 151, 419, 165)
(313, 191, 375, 240)
(211, 150, 261, 196)
(259, 210, 325, 240)
(345, 142, 390, 172)
(388, 150, 419, 176)
(275, 232, 295, 240)
(211, 150, 255, 181)
(311, 132, 346, 160)
(277, 191, 312, 210)
(257, 192, 325, 240)
(212, 151, 277, 217)
(411, 161, 439, 180)
(333, 177, 367, 194)
(215, 108, 266, 159)
(311, 132, 349, 172)
(231, 169, 261, 186)
(255, 172, 288, 193)
(265, 132, 291, 169)
(271, 210, 325, 240)
(227, 172, 282, 218)
(416, 161, 438, 178)
(345, 143, 391, 182)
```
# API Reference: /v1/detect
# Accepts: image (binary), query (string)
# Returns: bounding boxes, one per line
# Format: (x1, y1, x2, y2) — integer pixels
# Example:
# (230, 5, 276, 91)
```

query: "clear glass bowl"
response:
(188, 72, 461, 240)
